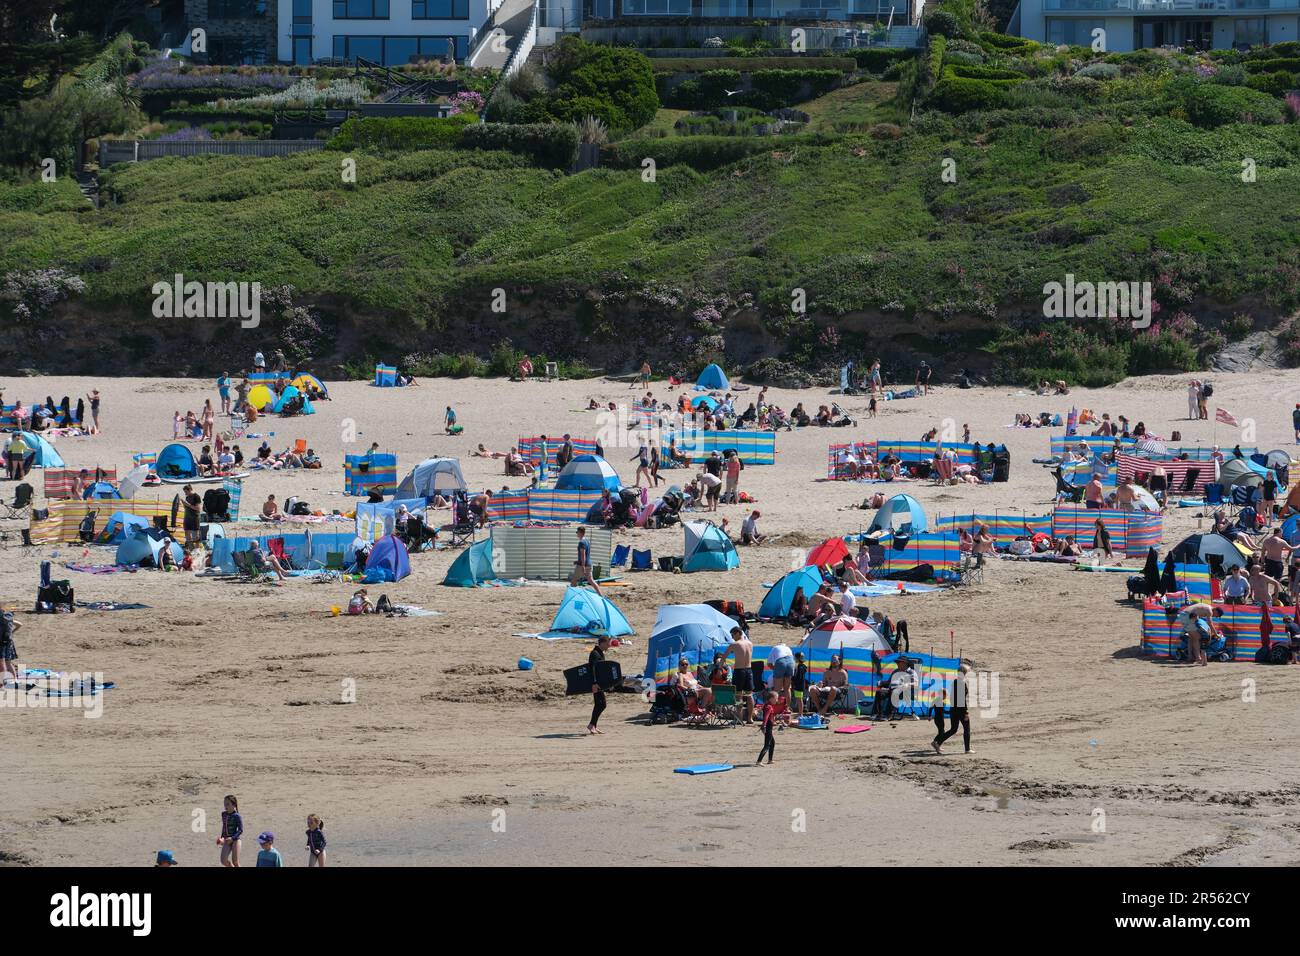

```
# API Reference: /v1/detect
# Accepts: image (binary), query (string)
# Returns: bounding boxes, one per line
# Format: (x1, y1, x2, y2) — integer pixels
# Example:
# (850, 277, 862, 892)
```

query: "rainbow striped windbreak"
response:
(665, 430, 776, 465)
(344, 453, 396, 496)
(518, 437, 598, 469)
(487, 489, 531, 521)
(826, 441, 984, 479)
(1050, 435, 1137, 457)
(1051, 505, 1162, 557)
(1141, 600, 1293, 660)
(934, 513, 1053, 547)
(26, 482, 243, 544)
(872, 533, 963, 580)
(525, 489, 606, 522)
(373, 364, 397, 387)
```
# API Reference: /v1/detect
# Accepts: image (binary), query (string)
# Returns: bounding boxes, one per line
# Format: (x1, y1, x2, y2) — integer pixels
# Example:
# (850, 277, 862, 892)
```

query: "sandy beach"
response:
(3, 370, 1300, 868)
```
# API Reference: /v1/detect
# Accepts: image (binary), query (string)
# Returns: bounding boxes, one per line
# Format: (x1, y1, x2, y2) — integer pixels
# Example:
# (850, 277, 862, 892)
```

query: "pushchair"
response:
(1173, 619, 1231, 662)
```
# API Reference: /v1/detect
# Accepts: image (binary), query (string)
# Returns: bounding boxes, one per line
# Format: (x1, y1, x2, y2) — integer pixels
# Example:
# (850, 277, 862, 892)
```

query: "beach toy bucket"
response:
(518, 657, 534, 671)
(330, 606, 340, 616)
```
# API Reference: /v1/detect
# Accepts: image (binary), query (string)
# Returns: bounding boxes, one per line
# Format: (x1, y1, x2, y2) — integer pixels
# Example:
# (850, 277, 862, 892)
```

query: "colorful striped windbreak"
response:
(934, 513, 1053, 547)
(44, 467, 119, 500)
(666, 430, 776, 465)
(518, 437, 599, 469)
(1117, 454, 1215, 495)
(1050, 435, 1137, 457)
(1141, 600, 1293, 660)
(1051, 505, 1162, 557)
(525, 489, 606, 522)
(487, 489, 531, 521)
(344, 453, 396, 496)
(871, 533, 963, 580)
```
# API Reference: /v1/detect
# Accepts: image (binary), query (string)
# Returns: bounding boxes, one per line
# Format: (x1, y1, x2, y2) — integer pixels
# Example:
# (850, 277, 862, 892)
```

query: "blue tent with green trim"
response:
(546, 587, 633, 638)
(759, 565, 823, 618)
(443, 538, 496, 587)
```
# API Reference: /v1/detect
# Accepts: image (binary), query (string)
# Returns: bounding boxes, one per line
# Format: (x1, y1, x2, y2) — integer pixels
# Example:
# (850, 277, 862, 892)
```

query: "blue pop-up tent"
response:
(545, 587, 634, 639)
(644, 604, 738, 680)
(867, 493, 928, 535)
(116, 529, 183, 567)
(682, 520, 739, 572)
(695, 363, 729, 391)
(271, 385, 315, 415)
(555, 454, 621, 492)
(17, 431, 64, 468)
(102, 511, 150, 543)
(443, 538, 496, 587)
(156, 442, 197, 481)
(758, 566, 823, 618)
(363, 534, 411, 583)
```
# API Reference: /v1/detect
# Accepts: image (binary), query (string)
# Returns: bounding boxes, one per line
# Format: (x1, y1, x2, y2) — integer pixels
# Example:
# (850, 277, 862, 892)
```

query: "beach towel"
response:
(65, 564, 134, 575)
(834, 724, 871, 734)
(75, 601, 151, 611)
(674, 764, 733, 775)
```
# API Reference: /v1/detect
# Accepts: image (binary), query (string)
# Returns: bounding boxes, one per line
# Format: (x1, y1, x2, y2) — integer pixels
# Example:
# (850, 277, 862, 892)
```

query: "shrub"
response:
(602, 134, 807, 171)
(924, 10, 962, 38)
(849, 48, 918, 73)
(949, 64, 1025, 81)
(542, 36, 658, 134)
(929, 75, 1011, 112)
(1246, 71, 1298, 97)
(945, 51, 984, 66)
(459, 122, 579, 169)
(1174, 79, 1285, 128)
(1244, 57, 1300, 74)
(1076, 62, 1120, 80)
(328, 113, 477, 151)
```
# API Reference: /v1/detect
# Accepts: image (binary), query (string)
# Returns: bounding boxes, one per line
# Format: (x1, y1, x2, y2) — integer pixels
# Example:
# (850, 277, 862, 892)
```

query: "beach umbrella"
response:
(554, 454, 621, 492)
(690, 395, 719, 412)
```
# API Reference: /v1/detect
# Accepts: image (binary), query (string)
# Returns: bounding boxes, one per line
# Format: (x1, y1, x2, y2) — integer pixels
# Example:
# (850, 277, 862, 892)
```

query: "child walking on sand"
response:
(218, 794, 243, 867)
(306, 814, 327, 867)
(1, 611, 21, 685)
(756, 690, 778, 766)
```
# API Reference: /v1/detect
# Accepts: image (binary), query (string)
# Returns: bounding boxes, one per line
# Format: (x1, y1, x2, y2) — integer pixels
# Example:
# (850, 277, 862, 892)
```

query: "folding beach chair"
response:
(292, 439, 307, 455)
(710, 685, 740, 727)
(630, 548, 653, 571)
(957, 552, 984, 586)
(610, 544, 631, 568)
(1204, 483, 1224, 506)
(267, 537, 290, 568)
(0, 483, 33, 520)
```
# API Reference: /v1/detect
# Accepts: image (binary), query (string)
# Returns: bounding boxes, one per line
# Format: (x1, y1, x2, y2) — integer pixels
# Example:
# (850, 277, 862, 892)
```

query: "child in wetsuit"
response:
(756, 691, 778, 766)
(218, 794, 243, 867)
(306, 814, 327, 867)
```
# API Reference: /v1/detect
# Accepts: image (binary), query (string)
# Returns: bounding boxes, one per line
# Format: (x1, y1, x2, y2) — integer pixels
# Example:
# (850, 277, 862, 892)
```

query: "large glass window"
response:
(208, 38, 268, 63)
(208, 0, 268, 17)
(333, 34, 467, 64)
(333, 0, 391, 18)
(621, 0, 692, 12)
(1045, 17, 1104, 45)
(1234, 17, 1267, 46)
(413, 0, 470, 17)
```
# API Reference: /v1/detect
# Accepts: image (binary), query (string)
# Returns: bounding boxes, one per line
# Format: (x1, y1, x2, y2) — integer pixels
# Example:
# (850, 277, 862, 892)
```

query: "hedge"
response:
(1174, 80, 1286, 128)
(948, 64, 1026, 81)
(660, 68, 841, 110)
(161, 104, 279, 124)
(459, 122, 579, 169)
(1243, 57, 1300, 74)
(649, 56, 856, 73)
(139, 86, 282, 117)
(848, 48, 919, 73)
(602, 133, 811, 172)
(928, 74, 1014, 112)
(328, 113, 478, 151)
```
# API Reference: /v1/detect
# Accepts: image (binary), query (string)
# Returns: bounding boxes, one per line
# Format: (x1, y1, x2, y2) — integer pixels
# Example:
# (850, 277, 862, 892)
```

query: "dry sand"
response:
(3, 371, 1300, 867)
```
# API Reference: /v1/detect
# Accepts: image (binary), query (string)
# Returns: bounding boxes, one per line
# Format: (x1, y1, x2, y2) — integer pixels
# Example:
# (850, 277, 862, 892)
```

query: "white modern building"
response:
(278, 0, 502, 64)
(1011, 0, 1299, 52)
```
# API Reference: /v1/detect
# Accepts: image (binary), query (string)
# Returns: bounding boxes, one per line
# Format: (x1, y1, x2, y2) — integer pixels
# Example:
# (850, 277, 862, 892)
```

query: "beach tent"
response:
(759, 566, 824, 618)
(16, 431, 64, 468)
(247, 384, 275, 410)
(868, 493, 928, 535)
(155, 442, 198, 480)
(695, 363, 729, 391)
(115, 529, 182, 567)
(374, 364, 397, 387)
(682, 520, 739, 572)
(443, 538, 497, 587)
(1167, 532, 1249, 573)
(102, 511, 149, 543)
(362, 534, 411, 583)
(805, 536, 850, 570)
(117, 464, 151, 500)
(548, 587, 634, 638)
(1283, 514, 1300, 546)
(1218, 458, 1262, 490)
(395, 457, 466, 499)
(690, 395, 719, 412)
(83, 480, 121, 500)
(1132, 486, 1160, 513)
(802, 616, 890, 654)
(555, 454, 621, 492)
(291, 373, 328, 399)
(644, 604, 738, 678)
(271, 385, 315, 415)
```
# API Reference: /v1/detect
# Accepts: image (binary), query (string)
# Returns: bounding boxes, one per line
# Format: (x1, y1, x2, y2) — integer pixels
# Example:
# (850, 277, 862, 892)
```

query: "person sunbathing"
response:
(472, 444, 507, 459)
(670, 659, 712, 709)
(247, 541, 288, 581)
(1056, 536, 1082, 557)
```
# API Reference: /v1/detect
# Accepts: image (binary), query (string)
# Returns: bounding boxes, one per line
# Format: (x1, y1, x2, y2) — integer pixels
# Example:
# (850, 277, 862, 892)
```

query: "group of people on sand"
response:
(160, 794, 327, 867)
(1, 391, 99, 435)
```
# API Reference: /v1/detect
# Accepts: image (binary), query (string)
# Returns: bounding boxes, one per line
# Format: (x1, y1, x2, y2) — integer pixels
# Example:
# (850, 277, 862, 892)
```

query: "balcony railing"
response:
(1044, 0, 1299, 12)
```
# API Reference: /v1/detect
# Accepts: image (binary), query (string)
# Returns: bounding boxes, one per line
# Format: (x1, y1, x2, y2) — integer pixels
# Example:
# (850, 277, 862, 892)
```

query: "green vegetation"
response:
(2, 11, 1300, 384)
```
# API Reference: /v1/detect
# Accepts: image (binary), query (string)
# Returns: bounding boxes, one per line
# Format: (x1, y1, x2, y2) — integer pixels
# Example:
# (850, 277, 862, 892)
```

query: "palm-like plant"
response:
(574, 114, 609, 146)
